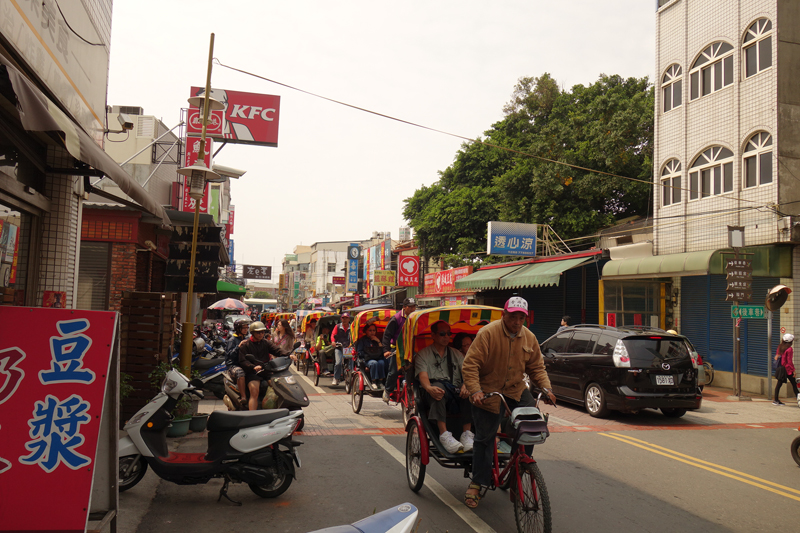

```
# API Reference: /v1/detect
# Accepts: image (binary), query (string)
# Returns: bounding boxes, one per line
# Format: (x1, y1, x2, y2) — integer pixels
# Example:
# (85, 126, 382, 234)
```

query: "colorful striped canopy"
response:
(274, 312, 296, 323)
(397, 305, 503, 365)
(349, 309, 398, 344)
(298, 311, 335, 333)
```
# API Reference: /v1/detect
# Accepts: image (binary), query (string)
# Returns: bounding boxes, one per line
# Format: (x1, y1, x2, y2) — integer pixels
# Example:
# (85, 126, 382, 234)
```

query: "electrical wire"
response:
(54, 0, 105, 46)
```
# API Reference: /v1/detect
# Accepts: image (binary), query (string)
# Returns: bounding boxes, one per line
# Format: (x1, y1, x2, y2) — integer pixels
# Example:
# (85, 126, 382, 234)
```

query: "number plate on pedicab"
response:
(344, 347, 354, 356)
(655, 375, 675, 386)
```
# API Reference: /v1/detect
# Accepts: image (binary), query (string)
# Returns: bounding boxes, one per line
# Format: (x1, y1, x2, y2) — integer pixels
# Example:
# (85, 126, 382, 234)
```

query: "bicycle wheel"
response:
(314, 363, 320, 387)
(513, 462, 551, 533)
(351, 378, 363, 414)
(406, 422, 426, 492)
(704, 362, 714, 386)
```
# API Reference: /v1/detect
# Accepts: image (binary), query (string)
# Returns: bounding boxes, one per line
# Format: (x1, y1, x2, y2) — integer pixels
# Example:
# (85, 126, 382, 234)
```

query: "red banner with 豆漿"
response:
(0, 308, 117, 532)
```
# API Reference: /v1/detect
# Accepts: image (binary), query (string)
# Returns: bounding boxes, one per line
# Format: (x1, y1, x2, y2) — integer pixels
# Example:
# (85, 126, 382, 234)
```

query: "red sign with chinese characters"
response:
(354, 294, 361, 307)
(0, 308, 116, 532)
(190, 86, 281, 147)
(186, 108, 224, 137)
(332, 276, 345, 285)
(181, 136, 212, 213)
(434, 266, 473, 293)
(424, 273, 436, 294)
(397, 256, 419, 287)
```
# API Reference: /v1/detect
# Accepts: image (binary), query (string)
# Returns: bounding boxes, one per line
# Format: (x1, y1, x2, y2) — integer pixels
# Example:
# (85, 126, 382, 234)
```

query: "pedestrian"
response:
(461, 296, 556, 509)
(773, 333, 800, 406)
(330, 313, 352, 386)
(557, 315, 571, 333)
(381, 297, 417, 402)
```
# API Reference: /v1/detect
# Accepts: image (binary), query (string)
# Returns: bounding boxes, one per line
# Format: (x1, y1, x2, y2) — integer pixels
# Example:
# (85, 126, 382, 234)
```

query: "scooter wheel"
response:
(249, 461, 293, 498)
(791, 435, 800, 467)
(119, 455, 148, 492)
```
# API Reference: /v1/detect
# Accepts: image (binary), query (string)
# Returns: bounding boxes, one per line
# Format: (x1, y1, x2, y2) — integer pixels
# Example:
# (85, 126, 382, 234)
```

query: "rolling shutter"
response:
(680, 275, 710, 365)
(76, 242, 110, 310)
(743, 277, 780, 376)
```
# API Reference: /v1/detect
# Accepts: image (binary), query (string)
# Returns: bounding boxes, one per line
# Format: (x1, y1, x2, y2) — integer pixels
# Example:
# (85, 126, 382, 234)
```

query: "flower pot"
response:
(189, 414, 208, 433)
(166, 418, 191, 438)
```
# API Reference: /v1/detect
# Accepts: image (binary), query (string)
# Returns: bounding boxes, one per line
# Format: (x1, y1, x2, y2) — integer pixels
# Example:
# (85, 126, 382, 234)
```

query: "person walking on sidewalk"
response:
(773, 333, 800, 406)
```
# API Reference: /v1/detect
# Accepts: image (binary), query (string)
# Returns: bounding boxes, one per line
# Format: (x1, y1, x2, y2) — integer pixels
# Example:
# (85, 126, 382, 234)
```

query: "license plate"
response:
(344, 347, 354, 356)
(656, 375, 675, 386)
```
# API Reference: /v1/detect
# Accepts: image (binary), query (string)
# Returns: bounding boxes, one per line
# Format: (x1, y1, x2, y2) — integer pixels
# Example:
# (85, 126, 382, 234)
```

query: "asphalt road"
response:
(117, 369, 800, 533)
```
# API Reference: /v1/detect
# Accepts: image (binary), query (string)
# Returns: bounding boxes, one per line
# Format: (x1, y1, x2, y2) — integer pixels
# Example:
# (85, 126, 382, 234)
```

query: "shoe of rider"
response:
(382, 390, 390, 403)
(440, 431, 463, 454)
(460, 430, 474, 452)
(331, 379, 339, 386)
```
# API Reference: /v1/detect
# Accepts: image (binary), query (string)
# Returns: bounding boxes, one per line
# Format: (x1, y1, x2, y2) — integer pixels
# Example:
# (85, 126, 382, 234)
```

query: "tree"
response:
(253, 291, 272, 299)
(404, 73, 653, 267)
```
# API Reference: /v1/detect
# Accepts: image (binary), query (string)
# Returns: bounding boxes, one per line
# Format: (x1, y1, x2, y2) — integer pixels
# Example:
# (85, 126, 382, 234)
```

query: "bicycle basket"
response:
(508, 407, 549, 445)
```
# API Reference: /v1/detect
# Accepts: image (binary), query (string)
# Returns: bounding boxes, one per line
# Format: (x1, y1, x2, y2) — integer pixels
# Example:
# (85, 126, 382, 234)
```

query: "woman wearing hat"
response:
(773, 333, 799, 406)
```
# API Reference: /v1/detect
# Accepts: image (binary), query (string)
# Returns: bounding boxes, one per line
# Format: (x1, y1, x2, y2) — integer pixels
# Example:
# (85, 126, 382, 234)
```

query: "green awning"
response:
(217, 280, 247, 294)
(500, 257, 593, 289)
(455, 264, 526, 290)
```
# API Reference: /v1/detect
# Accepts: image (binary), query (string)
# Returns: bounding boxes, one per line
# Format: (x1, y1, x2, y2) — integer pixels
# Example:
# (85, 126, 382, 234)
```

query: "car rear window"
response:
(622, 337, 690, 366)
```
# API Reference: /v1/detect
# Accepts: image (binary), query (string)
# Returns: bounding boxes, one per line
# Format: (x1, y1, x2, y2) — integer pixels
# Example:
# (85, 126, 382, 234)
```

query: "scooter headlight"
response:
(161, 376, 178, 394)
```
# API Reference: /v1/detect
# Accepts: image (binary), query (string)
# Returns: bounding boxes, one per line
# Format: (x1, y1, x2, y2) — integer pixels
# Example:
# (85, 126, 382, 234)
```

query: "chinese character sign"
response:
(397, 256, 419, 287)
(180, 136, 213, 213)
(487, 221, 537, 257)
(242, 264, 272, 280)
(0, 307, 116, 532)
(373, 270, 396, 287)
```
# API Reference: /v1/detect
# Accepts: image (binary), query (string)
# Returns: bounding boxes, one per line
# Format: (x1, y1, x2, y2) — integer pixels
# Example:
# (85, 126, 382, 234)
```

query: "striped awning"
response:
(499, 257, 593, 289)
(455, 264, 526, 290)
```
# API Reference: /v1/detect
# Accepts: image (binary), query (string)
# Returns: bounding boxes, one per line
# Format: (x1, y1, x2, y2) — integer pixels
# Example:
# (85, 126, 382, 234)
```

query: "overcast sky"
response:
(107, 1, 656, 276)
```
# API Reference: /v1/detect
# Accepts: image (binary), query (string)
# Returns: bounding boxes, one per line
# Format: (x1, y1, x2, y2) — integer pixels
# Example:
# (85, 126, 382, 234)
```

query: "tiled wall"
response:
(38, 146, 81, 308)
(654, 0, 779, 255)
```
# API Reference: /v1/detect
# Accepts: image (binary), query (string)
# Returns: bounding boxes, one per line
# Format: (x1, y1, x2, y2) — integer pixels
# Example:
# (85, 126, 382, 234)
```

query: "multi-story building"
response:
(602, 0, 799, 395)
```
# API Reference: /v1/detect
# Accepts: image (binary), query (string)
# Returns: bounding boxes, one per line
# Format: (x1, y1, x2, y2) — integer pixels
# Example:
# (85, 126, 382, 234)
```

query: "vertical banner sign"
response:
(398, 256, 420, 287)
(380, 241, 386, 295)
(0, 308, 117, 532)
(424, 273, 436, 294)
(487, 221, 537, 257)
(365, 247, 370, 295)
(225, 205, 235, 242)
(346, 244, 360, 294)
(606, 313, 617, 327)
(181, 136, 213, 213)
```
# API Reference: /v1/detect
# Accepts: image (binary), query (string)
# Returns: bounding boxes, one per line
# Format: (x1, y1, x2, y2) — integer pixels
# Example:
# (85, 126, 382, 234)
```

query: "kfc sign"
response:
(190, 87, 281, 147)
(186, 108, 224, 136)
(398, 256, 419, 287)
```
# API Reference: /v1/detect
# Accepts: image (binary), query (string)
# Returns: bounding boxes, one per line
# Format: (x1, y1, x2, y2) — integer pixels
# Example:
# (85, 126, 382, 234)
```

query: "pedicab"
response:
(308, 314, 341, 386)
(347, 309, 418, 421)
(298, 310, 335, 374)
(402, 305, 553, 532)
(260, 311, 277, 330)
(273, 312, 301, 368)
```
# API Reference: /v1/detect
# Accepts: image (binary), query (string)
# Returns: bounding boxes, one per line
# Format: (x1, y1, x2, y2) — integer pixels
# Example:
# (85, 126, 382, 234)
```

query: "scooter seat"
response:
(195, 357, 225, 370)
(207, 409, 290, 431)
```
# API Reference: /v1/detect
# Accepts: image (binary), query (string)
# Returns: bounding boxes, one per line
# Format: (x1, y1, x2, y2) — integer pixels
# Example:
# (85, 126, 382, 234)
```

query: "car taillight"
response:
(689, 351, 699, 369)
(613, 340, 631, 368)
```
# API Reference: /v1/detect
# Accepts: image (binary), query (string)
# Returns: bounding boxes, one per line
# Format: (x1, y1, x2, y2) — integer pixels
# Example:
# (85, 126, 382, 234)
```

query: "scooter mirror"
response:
(293, 341, 301, 350)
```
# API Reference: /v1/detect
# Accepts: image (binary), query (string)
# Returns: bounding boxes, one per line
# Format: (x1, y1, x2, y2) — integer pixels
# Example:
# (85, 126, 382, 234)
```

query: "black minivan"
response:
(539, 325, 702, 418)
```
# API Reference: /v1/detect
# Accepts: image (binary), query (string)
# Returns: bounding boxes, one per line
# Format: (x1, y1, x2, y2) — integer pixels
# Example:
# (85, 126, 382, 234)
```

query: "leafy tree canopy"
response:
(403, 73, 654, 268)
(253, 291, 273, 299)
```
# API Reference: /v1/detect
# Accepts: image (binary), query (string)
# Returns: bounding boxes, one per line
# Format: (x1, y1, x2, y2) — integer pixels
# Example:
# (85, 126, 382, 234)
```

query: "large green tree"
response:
(404, 73, 654, 267)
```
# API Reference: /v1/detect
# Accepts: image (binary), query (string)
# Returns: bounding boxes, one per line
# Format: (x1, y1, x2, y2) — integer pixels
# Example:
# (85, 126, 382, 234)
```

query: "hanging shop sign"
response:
(190, 87, 281, 147)
(181, 136, 213, 213)
(373, 270, 396, 287)
(487, 221, 537, 257)
(397, 256, 419, 287)
(347, 244, 360, 293)
(435, 266, 474, 293)
(332, 276, 346, 285)
(0, 308, 116, 532)
(186, 108, 224, 137)
(243, 265, 272, 280)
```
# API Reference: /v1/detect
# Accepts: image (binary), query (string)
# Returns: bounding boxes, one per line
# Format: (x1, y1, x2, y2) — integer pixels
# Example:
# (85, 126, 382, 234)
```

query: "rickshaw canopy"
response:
(397, 305, 503, 366)
(349, 309, 398, 345)
(298, 310, 336, 333)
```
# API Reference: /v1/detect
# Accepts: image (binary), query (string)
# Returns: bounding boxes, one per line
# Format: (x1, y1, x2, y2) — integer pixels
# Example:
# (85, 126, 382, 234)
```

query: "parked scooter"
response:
(119, 368, 303, 505)
(308, 503, 419, 533)
(223, 346, 309, 430)
(792, 423, 800, 467)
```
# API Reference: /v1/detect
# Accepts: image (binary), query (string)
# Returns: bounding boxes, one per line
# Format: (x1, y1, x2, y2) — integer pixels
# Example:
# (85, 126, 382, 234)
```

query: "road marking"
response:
(372, 436, 497, 533)
(600, 432, 800, 502)
(290, 365, 326, 394)
(544, 414, 577, 427)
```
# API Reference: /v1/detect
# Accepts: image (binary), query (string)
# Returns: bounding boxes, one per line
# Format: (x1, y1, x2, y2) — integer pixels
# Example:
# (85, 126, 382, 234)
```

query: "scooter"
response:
(792, 423, 800, 467)
(308, 503, 419, 533)
(118, 368, 303, 505)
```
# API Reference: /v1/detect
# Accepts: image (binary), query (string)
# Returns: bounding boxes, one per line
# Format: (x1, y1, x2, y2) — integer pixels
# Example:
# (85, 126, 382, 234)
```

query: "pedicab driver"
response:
(461, 296, 556, 509)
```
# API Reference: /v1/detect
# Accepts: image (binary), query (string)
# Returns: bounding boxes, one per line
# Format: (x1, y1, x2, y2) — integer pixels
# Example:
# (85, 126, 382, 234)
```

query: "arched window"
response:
(662, 64, 682, 113)
(689, 42, 734, 100)
(743, 132, 772, 188)
(661, 159, 681, 206)
(689, 147, 734, 200)
(744, 18, 772, 78)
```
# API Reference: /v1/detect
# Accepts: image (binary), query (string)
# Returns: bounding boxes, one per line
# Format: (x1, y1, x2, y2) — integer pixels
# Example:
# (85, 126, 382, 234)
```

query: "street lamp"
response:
(176, 33, 222, 378)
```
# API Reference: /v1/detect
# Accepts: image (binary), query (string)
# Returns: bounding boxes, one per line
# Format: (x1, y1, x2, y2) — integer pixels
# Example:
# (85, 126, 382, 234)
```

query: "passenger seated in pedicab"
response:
(316, 324, 334, 376)
(415, 320, 474, 454)
(356, 322, 387, 387)
(304, 318, 318, 347)
(452, 332, 474, 356)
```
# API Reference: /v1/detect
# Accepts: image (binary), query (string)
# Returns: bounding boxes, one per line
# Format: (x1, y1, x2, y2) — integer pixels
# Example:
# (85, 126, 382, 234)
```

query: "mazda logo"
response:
(662, 363, 671, 370)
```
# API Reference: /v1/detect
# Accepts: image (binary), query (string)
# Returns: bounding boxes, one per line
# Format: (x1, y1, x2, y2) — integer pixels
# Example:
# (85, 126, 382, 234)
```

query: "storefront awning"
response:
(217, 280, 246, 294)
(602, 250, 717, 280)
(500, 257, 594, 289)
(455, 264, 526, 290)
(0, 55, 170, 227)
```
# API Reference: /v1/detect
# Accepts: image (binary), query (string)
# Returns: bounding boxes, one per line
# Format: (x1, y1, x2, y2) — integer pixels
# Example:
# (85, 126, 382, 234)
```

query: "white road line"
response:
(372, 436, 497, 533)
(545, 414, 577, 427)
(290, 365, 326, 394)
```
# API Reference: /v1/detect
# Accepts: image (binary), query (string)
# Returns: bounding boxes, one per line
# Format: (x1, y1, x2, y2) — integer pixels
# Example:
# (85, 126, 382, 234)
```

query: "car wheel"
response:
(661, 408, 687, 418)
(584, 383, 610, 418)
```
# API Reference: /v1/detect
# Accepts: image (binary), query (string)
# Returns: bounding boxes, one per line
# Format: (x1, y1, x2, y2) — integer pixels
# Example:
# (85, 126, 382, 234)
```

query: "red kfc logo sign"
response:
(398, 256, 419, 287)
(190, 87, 280, 147)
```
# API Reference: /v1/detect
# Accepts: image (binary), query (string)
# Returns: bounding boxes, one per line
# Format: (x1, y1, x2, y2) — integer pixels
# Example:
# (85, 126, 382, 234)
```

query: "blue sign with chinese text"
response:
(487, 221, 537, 257)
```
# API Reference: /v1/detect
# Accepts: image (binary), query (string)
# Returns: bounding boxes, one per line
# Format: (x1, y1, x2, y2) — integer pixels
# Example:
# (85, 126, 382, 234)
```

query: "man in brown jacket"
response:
(461, 296, 556, 509)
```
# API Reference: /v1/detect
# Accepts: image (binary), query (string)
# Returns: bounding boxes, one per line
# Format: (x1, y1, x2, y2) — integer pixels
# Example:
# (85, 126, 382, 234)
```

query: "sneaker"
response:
(460, 430, 474, 452)
(497, 441, 512, 454)
(331, 379, 339, 386)
(382, 390, 390, 403)
(439, 431, 463, 454)
(772, 401, 785, 406)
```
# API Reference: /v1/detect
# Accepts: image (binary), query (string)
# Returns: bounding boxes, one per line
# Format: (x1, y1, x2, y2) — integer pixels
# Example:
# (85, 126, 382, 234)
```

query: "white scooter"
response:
(308, 503, 419, 533)
(118, 368, 302, 505)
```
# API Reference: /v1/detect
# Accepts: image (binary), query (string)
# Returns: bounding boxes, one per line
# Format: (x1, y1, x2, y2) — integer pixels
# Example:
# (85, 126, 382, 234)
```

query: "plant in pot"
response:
(149, 362, 196, 437)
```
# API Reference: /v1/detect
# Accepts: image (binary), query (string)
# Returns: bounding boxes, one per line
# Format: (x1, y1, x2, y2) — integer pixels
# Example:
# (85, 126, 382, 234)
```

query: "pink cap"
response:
(504, 296, 528, 314)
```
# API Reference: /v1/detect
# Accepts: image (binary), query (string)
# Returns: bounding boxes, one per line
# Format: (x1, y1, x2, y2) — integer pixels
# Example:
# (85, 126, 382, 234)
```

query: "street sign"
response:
(726, 291, 753, 302)
(725, 259, 752, 270)
(731, 305, 765, 319)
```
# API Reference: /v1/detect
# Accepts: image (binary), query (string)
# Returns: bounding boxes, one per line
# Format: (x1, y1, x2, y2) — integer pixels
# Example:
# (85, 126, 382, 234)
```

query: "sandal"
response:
(464, 483, 482, 509)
